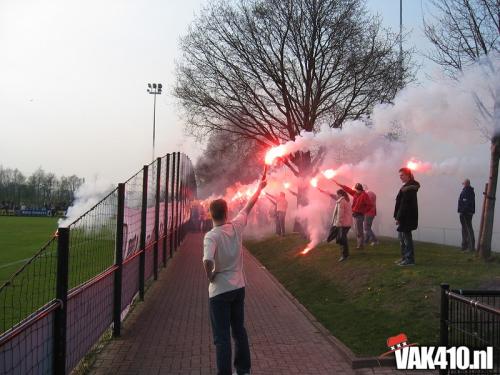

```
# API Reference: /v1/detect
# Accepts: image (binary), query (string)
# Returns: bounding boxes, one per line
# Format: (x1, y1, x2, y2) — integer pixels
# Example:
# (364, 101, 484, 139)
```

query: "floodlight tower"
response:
(147, 83, 162, 161)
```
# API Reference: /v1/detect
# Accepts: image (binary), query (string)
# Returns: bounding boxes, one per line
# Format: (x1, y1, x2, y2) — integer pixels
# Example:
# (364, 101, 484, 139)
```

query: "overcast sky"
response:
(0, 0, 431, 183)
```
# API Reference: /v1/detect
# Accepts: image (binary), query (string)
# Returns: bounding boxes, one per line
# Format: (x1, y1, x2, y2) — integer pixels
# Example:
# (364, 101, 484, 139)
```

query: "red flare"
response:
(322, 169, 336, 179)
(265, 145, 286, 165)
(300, 247, 312, 255)
(283, 182, 290, 189)
(406, 160, 419, 171)
(406, 158, 432, 172)
(310, 177, 318, 188)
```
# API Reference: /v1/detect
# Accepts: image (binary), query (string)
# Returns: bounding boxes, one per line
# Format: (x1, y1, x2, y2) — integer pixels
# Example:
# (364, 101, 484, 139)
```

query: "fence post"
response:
(163, 154, 170, 267)
(175, 152, 181, 250)
(440, 283, 449, 375)
(139, 165, 148, 300)
(154, 158, 161, 280)
(113, 183, 125, 337)
(170, 153, 176, 258)
(54, 227, 70, 375)
(179, 156, 184, 242)
(183, 157, 187, 241)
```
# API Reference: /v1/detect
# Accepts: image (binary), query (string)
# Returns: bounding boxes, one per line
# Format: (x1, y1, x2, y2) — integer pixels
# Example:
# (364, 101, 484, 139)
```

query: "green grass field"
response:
(245, 234, 500, 357)
(0, 216, 116, 333)
(0, 216, 59, 283)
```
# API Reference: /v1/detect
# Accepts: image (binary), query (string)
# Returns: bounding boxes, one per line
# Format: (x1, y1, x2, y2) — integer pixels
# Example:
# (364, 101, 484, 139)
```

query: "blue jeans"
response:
(353, 214, 365, 248)
(363, 215, 378, 244)
(209, 287, 251, 375)
(398, 231, 415, 263)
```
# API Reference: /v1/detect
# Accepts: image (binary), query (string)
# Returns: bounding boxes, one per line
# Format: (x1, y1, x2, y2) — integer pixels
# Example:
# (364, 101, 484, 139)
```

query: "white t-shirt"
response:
(203, 211, 247, 298)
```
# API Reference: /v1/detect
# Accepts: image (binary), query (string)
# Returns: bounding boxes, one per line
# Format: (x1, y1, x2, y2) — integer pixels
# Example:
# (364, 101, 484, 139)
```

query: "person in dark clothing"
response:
(458, 179, 475, 252)
(394, 168, 420, 266)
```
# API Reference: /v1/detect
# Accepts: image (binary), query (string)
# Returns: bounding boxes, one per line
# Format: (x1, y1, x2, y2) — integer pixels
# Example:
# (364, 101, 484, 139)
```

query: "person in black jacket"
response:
(394, 168, 420, 266)
(458, 179, 475, 251)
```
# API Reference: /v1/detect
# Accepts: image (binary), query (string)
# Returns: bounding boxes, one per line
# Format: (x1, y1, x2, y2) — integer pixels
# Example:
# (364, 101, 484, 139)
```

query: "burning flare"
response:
(283, 182, 290, 189)
(300, 247, 312, 255)
(322, 169, 337, 179)
(265, 145, 286, 165)
(406, 158, 432, 173)
(310, 177, 318, 188)
(406, 160, 419, 171)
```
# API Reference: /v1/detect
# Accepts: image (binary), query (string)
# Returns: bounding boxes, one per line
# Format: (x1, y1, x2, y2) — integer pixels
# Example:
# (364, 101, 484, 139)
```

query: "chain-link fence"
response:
(0, 152, 197, 375)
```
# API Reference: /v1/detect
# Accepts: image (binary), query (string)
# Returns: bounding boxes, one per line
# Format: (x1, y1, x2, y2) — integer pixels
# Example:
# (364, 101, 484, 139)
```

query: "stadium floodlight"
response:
(147, 83, 163, 161)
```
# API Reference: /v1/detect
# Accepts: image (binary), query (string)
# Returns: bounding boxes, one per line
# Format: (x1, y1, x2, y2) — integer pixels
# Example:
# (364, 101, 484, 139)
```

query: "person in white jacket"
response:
(332, 189, 353, 262)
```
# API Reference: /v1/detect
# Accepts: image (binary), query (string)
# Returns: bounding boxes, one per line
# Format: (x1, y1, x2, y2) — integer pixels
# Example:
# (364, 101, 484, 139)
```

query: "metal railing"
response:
(440, 284, 500, 374)
(0, 152, 197, 375)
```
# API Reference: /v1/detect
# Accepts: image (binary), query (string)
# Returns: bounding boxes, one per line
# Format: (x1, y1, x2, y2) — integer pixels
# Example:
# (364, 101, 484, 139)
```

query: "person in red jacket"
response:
(363, 187, 379, 246)
(333, 180, 373, 249)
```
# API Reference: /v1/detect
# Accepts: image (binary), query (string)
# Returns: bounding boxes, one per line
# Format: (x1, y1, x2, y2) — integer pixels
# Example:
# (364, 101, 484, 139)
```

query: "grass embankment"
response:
(245, 234, 500, 357)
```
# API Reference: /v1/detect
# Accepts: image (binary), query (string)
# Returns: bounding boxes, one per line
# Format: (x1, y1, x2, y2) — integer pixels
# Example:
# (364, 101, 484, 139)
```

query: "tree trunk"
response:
(479, 136, 500, 260)
(290, 151, 313, 235)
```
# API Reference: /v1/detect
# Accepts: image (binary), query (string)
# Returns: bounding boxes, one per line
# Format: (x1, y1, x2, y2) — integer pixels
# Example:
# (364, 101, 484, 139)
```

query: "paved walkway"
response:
(89, 233, 432, 375)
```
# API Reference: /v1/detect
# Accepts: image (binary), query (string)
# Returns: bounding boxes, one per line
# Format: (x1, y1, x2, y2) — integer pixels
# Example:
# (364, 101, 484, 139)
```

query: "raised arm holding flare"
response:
(202, 166, 267, 375)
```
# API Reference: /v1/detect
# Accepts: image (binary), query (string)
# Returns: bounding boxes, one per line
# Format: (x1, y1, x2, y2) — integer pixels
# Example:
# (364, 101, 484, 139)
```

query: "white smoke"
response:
(205, 53, 500, 253)
(58, 177, 115, 227)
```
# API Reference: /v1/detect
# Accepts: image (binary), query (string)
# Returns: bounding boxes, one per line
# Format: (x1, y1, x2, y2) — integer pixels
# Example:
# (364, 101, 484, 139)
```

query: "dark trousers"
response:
(337, 227, 350, 257)
(460, 213, 475, 251)
(398, 231, 415, 263)
(209, 287, 251, 375)
(276, 211, 286, 236)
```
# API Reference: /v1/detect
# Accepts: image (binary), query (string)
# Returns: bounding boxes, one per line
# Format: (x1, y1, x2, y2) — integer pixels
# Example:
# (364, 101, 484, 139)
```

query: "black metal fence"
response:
(0, 152, 197, 375)
(440, 284, 500, 374)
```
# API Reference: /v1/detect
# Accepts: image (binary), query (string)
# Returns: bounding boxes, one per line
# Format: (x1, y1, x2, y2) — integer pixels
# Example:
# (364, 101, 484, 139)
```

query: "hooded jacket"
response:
(332, 196, 353, 227)
(458, 186, 475, 215)
(394, 180, 420, 232)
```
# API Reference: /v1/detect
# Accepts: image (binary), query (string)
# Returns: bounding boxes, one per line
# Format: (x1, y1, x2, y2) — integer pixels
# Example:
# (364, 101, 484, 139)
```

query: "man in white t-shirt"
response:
(203, 168, 267, 375)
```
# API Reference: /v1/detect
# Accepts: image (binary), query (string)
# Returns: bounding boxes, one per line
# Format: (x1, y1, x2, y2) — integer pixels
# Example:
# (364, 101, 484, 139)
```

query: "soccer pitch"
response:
(0, 216, 59, 284)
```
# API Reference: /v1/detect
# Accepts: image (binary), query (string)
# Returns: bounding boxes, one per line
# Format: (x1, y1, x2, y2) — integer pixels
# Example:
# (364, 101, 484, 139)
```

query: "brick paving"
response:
(89, 233, 435, 375)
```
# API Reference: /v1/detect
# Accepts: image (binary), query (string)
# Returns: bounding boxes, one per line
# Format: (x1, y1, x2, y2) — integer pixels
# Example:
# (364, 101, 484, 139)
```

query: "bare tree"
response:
(424, 0, 500, 259)
(195, 130, 263, 198)
(424, 0, 499, 77)
(176, 0, 411, 202)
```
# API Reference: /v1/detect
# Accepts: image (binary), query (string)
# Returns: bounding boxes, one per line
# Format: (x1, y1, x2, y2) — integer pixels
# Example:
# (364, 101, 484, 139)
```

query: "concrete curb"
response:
(244, 248, 397, 370)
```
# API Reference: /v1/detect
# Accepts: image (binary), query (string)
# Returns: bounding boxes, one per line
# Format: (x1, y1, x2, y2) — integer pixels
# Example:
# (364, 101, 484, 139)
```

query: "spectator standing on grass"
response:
(203, 168, 267, 375)
(363, 186, 379, 246)
(458, 178, 475, 252)
(265, 192, 287, 236)
(394, 168, 420, 266)
(331, 189, 353, 262)
(333, 180, 373, 249)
